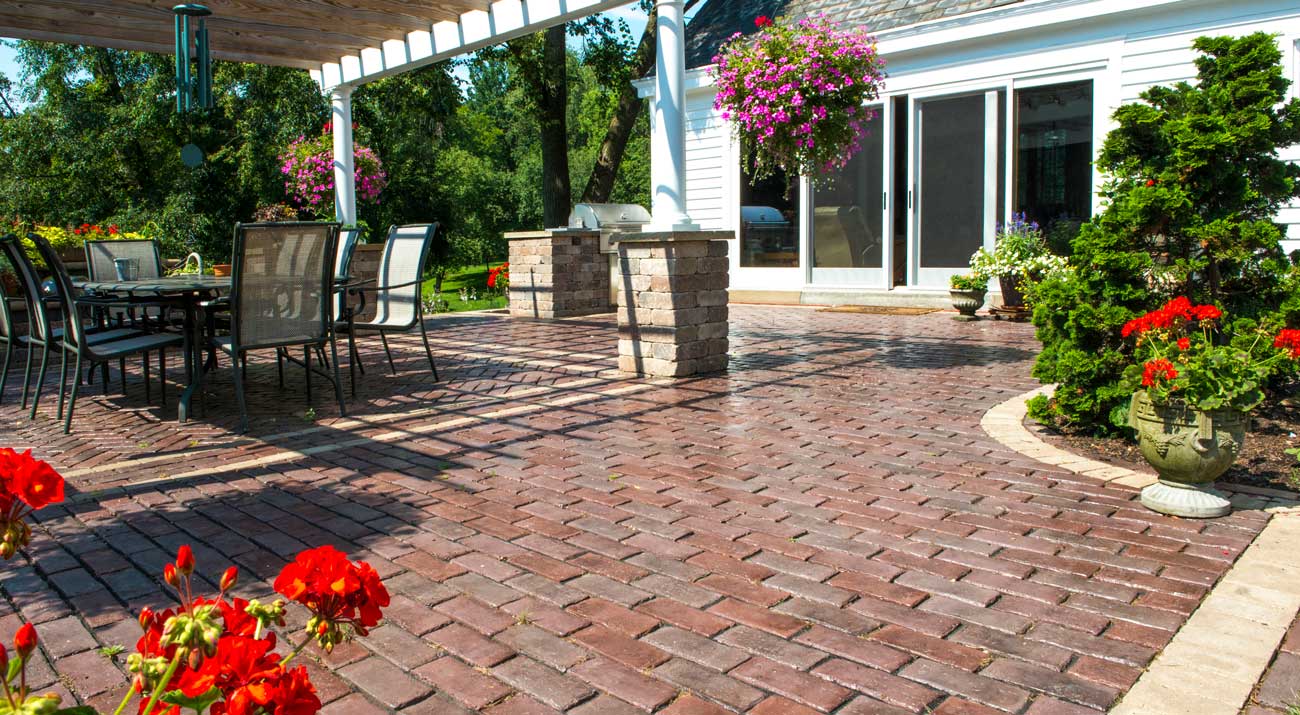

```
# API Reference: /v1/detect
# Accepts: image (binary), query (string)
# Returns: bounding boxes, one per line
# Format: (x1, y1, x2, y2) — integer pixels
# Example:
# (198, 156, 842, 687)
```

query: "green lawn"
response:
(422, 264, 508, 313)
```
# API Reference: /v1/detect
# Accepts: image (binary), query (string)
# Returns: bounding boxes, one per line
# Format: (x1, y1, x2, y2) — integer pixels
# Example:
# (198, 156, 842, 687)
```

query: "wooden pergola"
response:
(0, 0, 699, 230)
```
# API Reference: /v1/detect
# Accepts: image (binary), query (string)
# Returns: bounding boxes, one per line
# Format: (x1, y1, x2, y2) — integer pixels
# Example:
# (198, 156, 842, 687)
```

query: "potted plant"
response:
(949, 273, 987, 320)
(1122, 297, 1299, 517)
(969, 213, 1066, 310)
(711, 15, 887, 186)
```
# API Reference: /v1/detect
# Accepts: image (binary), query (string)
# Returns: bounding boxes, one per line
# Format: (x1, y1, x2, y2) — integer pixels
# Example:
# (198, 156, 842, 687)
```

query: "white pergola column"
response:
(331, 85, 357, 226)
(649, 0, 698, 231)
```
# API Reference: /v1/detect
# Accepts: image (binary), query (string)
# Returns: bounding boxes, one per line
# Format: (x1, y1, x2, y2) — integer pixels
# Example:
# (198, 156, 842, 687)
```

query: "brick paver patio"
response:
(0, 306, 1275, 714)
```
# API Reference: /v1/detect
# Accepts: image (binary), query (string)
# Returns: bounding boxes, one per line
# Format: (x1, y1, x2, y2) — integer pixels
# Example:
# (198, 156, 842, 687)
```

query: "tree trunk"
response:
(539, 25, 571, 227)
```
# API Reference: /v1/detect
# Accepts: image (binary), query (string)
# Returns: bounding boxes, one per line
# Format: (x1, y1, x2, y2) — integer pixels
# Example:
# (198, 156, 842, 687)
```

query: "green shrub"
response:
(1029, 32, 1300, 433)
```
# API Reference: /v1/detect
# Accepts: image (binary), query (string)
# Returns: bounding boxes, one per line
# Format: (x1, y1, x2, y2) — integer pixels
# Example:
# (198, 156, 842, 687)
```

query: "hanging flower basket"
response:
(711, 15, 887, 184)
(280, 126, 387, 219)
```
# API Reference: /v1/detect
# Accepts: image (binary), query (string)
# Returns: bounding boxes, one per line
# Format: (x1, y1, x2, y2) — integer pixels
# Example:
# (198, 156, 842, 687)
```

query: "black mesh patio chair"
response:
(84, 238, 168, 328)
(0, 235, 143, 418)
(84, 239, 164, 282)
(25, 232, 182, 434)
(0, 253, 17, 405)
(343, 223, 439, 381)
(209, 222, 346, 433)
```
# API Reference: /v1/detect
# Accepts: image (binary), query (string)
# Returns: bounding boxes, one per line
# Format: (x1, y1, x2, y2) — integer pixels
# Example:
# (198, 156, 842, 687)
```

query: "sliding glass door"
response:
(811, 106, 885, 286)
(910, 90, 1002, 289)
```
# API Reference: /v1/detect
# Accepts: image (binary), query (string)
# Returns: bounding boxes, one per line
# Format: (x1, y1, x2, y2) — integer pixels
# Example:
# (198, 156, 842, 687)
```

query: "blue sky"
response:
(0, 3, 700, 90)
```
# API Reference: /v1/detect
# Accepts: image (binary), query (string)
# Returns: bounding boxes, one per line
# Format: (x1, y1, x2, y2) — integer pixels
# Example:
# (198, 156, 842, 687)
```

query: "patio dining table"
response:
(75, 275, 231, 423)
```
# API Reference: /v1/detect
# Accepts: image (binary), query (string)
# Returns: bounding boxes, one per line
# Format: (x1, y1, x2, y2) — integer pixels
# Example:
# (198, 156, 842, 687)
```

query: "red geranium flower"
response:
(1275, 329, 1300, 359)
(1192, 304, 1221, 321)
(1177, 337, 1190, 350)
(1141, 358, 1178, 387)
(0, 448, 65, 511)
(274, 545, 390, 646)
(755, 15, 773, 28)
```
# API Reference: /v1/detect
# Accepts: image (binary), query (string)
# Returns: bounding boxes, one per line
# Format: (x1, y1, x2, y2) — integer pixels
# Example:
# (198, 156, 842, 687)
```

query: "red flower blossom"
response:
(274, 545, 390, 645)
(755, 15, 773, 28)
(1177, 337, 1190, 350)
(14, 623, 36, 659)
(1145, 179, 1156, 187)
(1141, 358, 1178, 387)
(176, 545, 195, 576)
(1275, 329, 1300, 359)
(1192, 304, 1221, 321)
(0, 448, 65, 510)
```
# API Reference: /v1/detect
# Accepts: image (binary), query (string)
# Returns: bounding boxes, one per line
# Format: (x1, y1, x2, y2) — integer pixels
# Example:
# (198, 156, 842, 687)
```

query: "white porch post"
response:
(331, 85, 357, 226)
(650, 0, 698, 231)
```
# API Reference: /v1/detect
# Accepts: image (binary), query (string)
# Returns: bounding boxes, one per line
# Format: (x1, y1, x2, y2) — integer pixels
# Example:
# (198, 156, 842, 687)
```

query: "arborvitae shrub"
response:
(1028, 33, 1300, 433)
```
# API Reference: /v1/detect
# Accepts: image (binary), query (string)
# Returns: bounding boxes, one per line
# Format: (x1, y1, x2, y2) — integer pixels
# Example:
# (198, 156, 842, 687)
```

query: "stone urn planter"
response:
(999, 275, 1026, 309)
(1128, 390, 1247, 518)
(949, 289, 986, 320)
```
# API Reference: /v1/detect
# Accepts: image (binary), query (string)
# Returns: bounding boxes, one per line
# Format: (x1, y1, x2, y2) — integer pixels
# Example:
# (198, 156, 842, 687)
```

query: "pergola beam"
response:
(314, 0, 632, 88)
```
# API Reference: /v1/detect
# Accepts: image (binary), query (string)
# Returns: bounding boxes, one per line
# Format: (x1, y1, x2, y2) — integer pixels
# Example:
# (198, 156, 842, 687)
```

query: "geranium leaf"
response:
(5, 658, 21, 684)
(161, 686, 222, 713)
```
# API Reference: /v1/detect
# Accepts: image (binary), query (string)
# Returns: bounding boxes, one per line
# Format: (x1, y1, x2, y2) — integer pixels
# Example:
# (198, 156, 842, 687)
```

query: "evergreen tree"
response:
(1029, 32, 1300, 433)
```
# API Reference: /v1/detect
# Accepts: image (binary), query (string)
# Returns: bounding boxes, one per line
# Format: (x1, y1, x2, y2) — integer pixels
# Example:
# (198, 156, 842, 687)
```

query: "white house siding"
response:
(683, 90, 731, 231)
(656, 0, 1300, 298)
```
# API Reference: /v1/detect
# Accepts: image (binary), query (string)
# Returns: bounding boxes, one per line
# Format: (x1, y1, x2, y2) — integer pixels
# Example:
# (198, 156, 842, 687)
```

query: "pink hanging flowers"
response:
(711, 14, 887, 184)
(279, 126, 387, 218)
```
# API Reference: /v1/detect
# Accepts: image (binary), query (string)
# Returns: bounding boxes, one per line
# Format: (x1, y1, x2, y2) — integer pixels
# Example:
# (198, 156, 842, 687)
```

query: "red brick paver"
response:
(0, 307, 1271, 713)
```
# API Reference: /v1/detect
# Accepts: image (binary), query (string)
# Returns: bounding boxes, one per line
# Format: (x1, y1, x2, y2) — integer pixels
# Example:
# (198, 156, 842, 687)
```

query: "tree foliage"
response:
(1028, 32, 1300, 433)
(0, 9, 653, 275)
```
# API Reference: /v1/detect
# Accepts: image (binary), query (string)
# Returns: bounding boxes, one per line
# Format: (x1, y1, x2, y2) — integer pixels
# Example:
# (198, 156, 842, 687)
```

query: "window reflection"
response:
(1015, 81, 1093, 249)
(739, 167, 800, 268)
(813, 110, 883, 269)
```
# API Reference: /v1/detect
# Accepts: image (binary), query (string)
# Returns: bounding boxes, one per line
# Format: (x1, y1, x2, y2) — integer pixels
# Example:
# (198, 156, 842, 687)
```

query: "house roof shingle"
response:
(684, 0, 1024, 69)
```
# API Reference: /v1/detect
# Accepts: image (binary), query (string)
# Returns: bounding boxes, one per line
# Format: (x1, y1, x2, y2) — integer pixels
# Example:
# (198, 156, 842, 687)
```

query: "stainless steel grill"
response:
(568, 203, 652, 253)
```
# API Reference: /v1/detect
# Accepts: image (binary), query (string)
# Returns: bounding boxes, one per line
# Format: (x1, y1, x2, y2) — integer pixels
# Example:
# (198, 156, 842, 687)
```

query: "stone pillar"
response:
(615, 231, 731, 377)
(330, 85, 357, 226)
(507, 230, 611, 319)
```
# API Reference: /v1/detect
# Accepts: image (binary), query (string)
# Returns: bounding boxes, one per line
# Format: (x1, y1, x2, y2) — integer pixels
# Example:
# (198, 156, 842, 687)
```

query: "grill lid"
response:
(569, 203, 652, 230)
(741, 206, 788, 225)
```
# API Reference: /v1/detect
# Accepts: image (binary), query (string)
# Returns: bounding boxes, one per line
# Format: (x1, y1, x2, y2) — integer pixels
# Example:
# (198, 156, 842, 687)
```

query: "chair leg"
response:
(57, 348, 68, 420)
(101, 362, 109, 395)
(28, 343, 49, 420)
(317, 346, 329, 370)
(119, 356, 126, 394)
(64, 354, 82, 435)
(232, 351, 249, 433)
(276, 349, 285, 388)
(20, 341, 33, 409)
(329, 335, 347, 419)
(419, 316, 438, 381)
(350, 328, 365, 375)
(380, 331, 396, 374)
(159, 349, 167, 408)
(143, 352, 151, 405)
(304, 346, 313, 405)
(0, 339, 12, 406)
(241, 354, 248, 380)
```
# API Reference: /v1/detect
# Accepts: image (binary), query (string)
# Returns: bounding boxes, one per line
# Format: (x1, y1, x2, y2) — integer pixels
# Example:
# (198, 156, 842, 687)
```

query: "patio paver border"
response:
(984, 386, 1300, 714)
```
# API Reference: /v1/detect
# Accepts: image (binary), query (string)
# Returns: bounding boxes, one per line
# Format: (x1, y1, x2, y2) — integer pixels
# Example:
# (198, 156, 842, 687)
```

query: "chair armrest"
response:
(199, 296, 230, 310)
(73, 295, 175, 310)
(348, 278, 424, 294)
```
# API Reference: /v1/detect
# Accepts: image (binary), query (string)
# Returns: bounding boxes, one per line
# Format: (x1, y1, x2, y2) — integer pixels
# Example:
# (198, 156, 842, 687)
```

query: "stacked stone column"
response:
(614, 232, 731, 377)
(506, 230, 611, 319)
